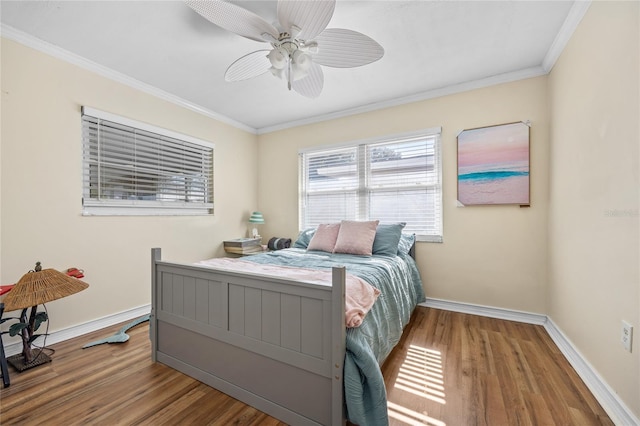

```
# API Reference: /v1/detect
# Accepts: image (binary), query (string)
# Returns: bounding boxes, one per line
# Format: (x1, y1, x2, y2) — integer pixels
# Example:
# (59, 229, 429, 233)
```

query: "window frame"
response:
(81, 106, 214, 216)
(298, 127, 443, 242)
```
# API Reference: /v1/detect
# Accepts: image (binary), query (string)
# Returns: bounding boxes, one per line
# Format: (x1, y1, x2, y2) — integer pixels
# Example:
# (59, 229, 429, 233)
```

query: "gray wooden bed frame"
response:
(150, 247, 347, 425)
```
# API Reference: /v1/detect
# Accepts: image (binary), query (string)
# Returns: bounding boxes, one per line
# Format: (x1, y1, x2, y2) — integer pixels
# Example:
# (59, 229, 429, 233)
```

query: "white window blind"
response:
(299, 128, 442, 242)
(81, 107, 214, 216)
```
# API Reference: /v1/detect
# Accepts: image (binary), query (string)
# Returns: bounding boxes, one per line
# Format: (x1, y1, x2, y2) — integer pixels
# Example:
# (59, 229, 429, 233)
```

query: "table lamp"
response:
(2, 262, 89, 371)
(248, 211, 265, 239)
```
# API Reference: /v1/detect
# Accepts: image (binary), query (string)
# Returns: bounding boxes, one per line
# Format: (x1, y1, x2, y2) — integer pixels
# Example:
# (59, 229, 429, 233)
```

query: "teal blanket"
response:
(245, 248, 425, 425)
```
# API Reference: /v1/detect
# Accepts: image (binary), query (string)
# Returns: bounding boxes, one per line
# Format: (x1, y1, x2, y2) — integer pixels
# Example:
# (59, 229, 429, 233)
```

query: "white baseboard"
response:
(421, 298, 547, 325)
(544, 317, 639, 426)
(2, 304, 151, 357)
(422, 298, 639, 426)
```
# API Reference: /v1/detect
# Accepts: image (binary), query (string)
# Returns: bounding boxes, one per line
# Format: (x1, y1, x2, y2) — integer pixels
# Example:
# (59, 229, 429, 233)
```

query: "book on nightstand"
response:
(223, 238, 261, 248)
(223, 238, 265, 255)
(223, 245, 266, 255)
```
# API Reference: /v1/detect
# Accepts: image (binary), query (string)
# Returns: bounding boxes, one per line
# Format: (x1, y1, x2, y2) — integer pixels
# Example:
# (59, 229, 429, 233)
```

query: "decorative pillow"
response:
(398, 233, 416, 256)
(307, 223, 341, 252)
(372, 222, 406, 256)
(292, 227, 316, 249)
(333, 220, 379, 255)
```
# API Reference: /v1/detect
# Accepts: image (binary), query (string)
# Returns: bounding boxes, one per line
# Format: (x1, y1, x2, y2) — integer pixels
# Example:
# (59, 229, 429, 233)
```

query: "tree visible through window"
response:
(299, 128, 442, 242)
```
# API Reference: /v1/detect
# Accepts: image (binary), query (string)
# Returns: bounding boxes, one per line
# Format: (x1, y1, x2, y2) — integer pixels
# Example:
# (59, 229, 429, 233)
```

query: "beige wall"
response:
(0, 39, 258, 332)
(548, 1, 639, 417)
(258, 76, 550, 314)
(1, 1, 638, 419)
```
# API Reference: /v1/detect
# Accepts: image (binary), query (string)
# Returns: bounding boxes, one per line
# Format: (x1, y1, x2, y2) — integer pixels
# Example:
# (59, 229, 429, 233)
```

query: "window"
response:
(299, 128, 442, 242)
(81, 107, 214, 216)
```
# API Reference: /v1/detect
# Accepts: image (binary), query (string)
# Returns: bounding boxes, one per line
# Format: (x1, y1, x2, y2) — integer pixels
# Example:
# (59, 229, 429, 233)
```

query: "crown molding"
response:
(0, 24, 257, 135)
(257, 66, 547, 134)
(542, 0, 592, 72)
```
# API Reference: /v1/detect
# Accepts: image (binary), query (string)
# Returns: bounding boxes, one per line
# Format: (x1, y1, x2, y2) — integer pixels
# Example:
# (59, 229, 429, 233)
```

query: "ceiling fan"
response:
(185, 0, 385, 98)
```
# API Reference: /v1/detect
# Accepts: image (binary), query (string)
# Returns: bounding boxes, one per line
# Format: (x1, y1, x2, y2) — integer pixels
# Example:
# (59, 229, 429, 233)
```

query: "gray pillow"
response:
(397, 232, 415, 256)
(372, 222, 406, 256)
(292, 227, 316, 249)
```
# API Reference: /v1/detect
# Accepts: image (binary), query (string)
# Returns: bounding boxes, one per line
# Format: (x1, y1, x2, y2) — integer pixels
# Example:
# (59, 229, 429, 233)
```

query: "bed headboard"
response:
(409, 240, 416, 259)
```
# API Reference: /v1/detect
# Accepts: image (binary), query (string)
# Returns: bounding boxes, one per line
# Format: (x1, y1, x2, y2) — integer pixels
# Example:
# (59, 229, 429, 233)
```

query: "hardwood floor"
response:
(384, 308, 612, 426)
(0, 307, 612, 425)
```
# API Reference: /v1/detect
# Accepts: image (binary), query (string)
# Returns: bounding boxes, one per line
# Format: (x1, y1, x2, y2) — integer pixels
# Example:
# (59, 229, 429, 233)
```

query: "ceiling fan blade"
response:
(185, 0, 278, 42)
(277, 0, 335, 40)
(292, 62, 324, 98)
(313, 28, 384, 68)
(225, 50, 271, 82)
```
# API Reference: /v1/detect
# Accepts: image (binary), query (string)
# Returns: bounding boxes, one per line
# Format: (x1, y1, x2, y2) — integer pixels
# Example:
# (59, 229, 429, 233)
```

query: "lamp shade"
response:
(291, 50, 312, 81)
(3, 268, 89, 312)
(267, 48, 287, 70)
(248, 211, 265, 224)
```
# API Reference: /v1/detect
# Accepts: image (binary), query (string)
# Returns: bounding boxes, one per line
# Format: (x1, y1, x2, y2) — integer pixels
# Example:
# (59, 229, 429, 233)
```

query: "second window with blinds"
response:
(299, 128, 442, 242)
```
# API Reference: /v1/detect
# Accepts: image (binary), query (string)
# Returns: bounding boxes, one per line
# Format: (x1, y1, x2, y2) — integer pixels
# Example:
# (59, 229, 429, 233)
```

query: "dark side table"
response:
(0, 302, 10, 387)
(0, 284, 15, 388)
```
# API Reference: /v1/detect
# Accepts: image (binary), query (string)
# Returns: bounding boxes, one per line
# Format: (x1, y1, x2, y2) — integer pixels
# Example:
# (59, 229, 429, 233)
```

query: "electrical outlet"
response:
(621, 321, 633, 352)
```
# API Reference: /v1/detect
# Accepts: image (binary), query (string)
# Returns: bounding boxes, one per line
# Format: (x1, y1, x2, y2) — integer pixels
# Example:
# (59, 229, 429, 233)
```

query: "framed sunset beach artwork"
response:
(457, 121, 530, 205)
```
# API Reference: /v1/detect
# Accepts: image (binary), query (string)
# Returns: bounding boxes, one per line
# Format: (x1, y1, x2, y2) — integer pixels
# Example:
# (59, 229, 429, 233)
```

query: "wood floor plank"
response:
(482, 374, 509, 426)
(523, 392, 556, 426)
(0, 307, 613, 425)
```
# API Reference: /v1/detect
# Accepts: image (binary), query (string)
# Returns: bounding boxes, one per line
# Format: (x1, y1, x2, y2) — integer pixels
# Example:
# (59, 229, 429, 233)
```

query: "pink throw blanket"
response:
(196, 258, 380, 328)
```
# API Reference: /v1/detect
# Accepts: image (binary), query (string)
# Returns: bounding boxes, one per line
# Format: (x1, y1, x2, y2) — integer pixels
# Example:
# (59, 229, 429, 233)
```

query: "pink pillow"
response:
(307, 223, 341, 252)
(333, 220, 379, 255)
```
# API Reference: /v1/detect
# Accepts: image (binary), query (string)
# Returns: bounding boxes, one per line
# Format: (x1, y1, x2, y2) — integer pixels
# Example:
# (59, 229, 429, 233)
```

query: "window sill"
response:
(416, 235, 443, 243)
(82, 206, 213, 216)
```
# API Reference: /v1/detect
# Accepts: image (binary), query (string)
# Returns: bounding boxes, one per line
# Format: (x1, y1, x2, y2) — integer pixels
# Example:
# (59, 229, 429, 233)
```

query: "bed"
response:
(150, 222, 425, 425)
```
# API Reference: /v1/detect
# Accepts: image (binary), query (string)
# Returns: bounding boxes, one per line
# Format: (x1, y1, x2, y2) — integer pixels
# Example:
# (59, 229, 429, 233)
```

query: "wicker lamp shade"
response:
(3, 268, 89, 312)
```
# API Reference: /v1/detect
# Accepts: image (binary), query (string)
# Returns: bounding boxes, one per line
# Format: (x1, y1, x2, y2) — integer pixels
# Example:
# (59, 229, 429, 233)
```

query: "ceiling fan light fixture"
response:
(270, 66, 285, 80)
(291, 50, 312, 80)
(267, 47, 288, 69)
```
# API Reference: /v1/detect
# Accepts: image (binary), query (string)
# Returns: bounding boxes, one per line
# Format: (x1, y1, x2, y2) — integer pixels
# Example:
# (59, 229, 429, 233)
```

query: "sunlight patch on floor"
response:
(393, 344, 446, 404)
(388, 401, 446, 426)
(388, 344, 446, 425)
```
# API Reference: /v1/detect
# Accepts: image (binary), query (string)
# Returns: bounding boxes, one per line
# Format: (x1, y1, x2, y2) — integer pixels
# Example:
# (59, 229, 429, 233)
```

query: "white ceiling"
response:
(0, 1, 585, 133)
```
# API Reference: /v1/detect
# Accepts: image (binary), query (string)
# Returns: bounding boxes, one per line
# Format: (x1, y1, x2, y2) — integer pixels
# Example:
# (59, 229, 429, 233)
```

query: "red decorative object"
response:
(0, 285, 14, 296)
(65, 268, 84, 279)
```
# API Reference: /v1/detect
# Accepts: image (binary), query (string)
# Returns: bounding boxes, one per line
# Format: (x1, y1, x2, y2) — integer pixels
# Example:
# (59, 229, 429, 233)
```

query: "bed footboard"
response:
(150, 248, 346, 425)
